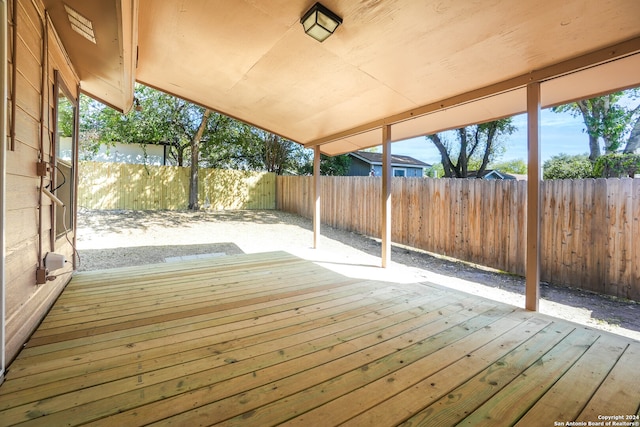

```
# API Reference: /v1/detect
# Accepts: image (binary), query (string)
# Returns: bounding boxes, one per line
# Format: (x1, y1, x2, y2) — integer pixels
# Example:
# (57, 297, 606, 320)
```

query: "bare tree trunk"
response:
(457, 128, 467, 177)
(188, 109, 211, 210)
(427, 134, 454, 177)
(477, 122, 497, 177)
(175, 142, 185, 166)
(624, 115, 640, 154)
(587, 134, 601, 161)
(576, 100, 602, 161)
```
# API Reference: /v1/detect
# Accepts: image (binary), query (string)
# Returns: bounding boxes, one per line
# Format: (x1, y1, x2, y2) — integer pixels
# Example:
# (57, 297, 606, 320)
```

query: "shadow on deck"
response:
(0, 251, 638, 426)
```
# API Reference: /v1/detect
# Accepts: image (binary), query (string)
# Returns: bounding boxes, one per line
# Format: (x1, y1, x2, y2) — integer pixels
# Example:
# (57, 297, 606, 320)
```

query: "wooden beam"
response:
(526, 82, 541, 311)
(313, 145, 321, 249)
(381, 125, 391, 268)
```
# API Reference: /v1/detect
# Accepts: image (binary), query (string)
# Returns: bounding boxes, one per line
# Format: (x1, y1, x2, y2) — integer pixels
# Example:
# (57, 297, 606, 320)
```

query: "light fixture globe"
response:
(301, 2, 343, 42)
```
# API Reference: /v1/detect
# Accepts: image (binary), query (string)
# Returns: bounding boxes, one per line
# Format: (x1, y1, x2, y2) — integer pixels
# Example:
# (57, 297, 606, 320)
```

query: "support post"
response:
(381, 125, 392, 268)
(526, 82, 541, 311)
(313, 145, 321, 249)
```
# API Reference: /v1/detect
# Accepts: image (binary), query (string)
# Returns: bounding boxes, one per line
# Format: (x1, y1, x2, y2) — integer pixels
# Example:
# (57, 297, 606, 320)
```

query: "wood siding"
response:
(5, 0, 78, 364)
(78, 162, 276, 211)
(277, 176, 640, 301)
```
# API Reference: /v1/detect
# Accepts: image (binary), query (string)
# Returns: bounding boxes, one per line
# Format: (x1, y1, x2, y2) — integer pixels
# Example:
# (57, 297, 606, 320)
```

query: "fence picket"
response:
(277, 175, 639, 300)
(633, 179, 640, 296)
(79, 162, 276, 211)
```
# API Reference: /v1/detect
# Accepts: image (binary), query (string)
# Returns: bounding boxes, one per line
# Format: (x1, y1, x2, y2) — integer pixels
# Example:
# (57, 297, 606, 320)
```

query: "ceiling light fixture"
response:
(300, 2, 342, 42)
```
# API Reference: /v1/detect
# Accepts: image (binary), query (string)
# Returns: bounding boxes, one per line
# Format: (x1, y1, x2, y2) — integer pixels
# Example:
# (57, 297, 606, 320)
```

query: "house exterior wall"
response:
(402, 167, 423, 178)
(77, 141, 166, 165)
(4, 0, 78, 364)
(348, 157, 424, 177)
(347, 157, 372, 176)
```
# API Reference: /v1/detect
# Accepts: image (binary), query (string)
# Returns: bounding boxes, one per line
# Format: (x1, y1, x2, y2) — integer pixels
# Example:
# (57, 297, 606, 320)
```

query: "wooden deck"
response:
(1, 251, 639, 426)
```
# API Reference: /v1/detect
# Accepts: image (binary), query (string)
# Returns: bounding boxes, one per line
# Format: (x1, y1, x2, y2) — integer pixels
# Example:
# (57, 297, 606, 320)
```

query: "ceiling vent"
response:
(64, 4, 96, 44)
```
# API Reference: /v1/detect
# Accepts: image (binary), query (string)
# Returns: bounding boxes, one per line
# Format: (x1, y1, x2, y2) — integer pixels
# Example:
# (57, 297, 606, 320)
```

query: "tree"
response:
(593, 153, 640, 178)
(77, 95, 112, 160)
(188, 109, 211, 210)
(81, 85, 206, 167)
(552, 89, 640, 160)
(425, 119, 516, 178)
(624, 115, 640, 154)
(297, 153, 351, 176)
(82, 85, 224, 210)
(425, 164, 444, 178)
(320, 154, 351, 176)
(199, 119, 263, 170)
(80, 84, 315, 207)
(543, 153, 593, 180)
(489, 158, 527, 174)
(256, 131, 310, 175)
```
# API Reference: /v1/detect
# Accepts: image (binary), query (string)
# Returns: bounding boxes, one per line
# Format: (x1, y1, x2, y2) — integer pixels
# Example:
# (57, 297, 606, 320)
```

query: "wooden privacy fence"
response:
(277, 176, 640, 301)
(79, 161, 276, 210)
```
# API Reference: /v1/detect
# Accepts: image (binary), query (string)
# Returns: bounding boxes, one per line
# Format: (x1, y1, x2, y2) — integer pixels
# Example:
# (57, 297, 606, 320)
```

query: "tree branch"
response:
(427, 134, 455, 177)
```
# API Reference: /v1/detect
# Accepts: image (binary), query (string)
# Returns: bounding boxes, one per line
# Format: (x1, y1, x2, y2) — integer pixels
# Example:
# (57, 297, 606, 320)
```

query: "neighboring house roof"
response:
(350, 151, 430, 168)
(468, 170, 517, 180)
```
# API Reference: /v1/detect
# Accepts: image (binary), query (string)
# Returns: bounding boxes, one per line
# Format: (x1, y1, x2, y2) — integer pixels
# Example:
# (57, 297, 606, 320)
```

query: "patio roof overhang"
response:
(42, 0, 640, 155)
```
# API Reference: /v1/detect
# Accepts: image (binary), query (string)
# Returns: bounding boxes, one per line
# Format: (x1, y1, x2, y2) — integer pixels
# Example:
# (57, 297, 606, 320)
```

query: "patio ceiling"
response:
(45, 0, 640, 155)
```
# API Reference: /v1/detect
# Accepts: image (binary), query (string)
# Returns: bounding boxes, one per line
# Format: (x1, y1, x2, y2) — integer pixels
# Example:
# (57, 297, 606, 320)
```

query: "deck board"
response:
(0, 251, 638, 426)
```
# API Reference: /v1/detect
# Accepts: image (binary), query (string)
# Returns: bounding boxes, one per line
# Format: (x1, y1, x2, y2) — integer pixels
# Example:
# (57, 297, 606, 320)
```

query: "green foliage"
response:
(551, 88, 640, 158)
(57, 96, 75, 138)
(254, 131, 308, 175)
(199, 119, 264, 170)
(321, 154, 351, 176)
(543, 153, 594, 179)
(297, 153, 351, 176)
(80, 85, 211, 165)
(425, 164, 443, 178)
(593, 153, 640, 178)
(489, 159, 527, 174)
(77, 95, 108, 159)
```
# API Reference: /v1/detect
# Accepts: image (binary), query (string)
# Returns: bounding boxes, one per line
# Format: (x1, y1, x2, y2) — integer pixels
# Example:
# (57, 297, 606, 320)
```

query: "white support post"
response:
(526, 82, 541, 311)
(313, 145, 321, 249)
(381, 125, 391, 268)
(1, 0, 8, 381)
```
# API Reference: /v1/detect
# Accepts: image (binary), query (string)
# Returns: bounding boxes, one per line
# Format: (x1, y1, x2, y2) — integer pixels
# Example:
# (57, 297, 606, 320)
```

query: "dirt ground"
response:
(76, 208, 640, 341)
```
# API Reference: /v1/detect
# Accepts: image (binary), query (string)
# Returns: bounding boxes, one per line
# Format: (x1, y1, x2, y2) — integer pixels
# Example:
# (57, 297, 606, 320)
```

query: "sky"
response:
(384, 108, 591, 166)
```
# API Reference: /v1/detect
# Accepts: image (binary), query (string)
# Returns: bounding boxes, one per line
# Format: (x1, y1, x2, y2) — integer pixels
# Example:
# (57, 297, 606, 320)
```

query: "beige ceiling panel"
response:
(223, 31, 412, 141)
(44, 0, 640, 148)
(135, 0, 640, 148)
(320, 128, 382, 157)
(135, 0, 422, 144)
(290, 85, 413, 142)
(325, 0, 640, 107)
(136, 0, 291, 94)
(541, 53, 640, 108)
(327, 1, 520, 104)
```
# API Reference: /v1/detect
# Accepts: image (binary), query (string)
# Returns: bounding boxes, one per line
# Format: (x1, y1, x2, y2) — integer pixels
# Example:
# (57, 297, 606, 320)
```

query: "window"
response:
(393, 168, 406, 177)
(53, 71, 77, 240)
